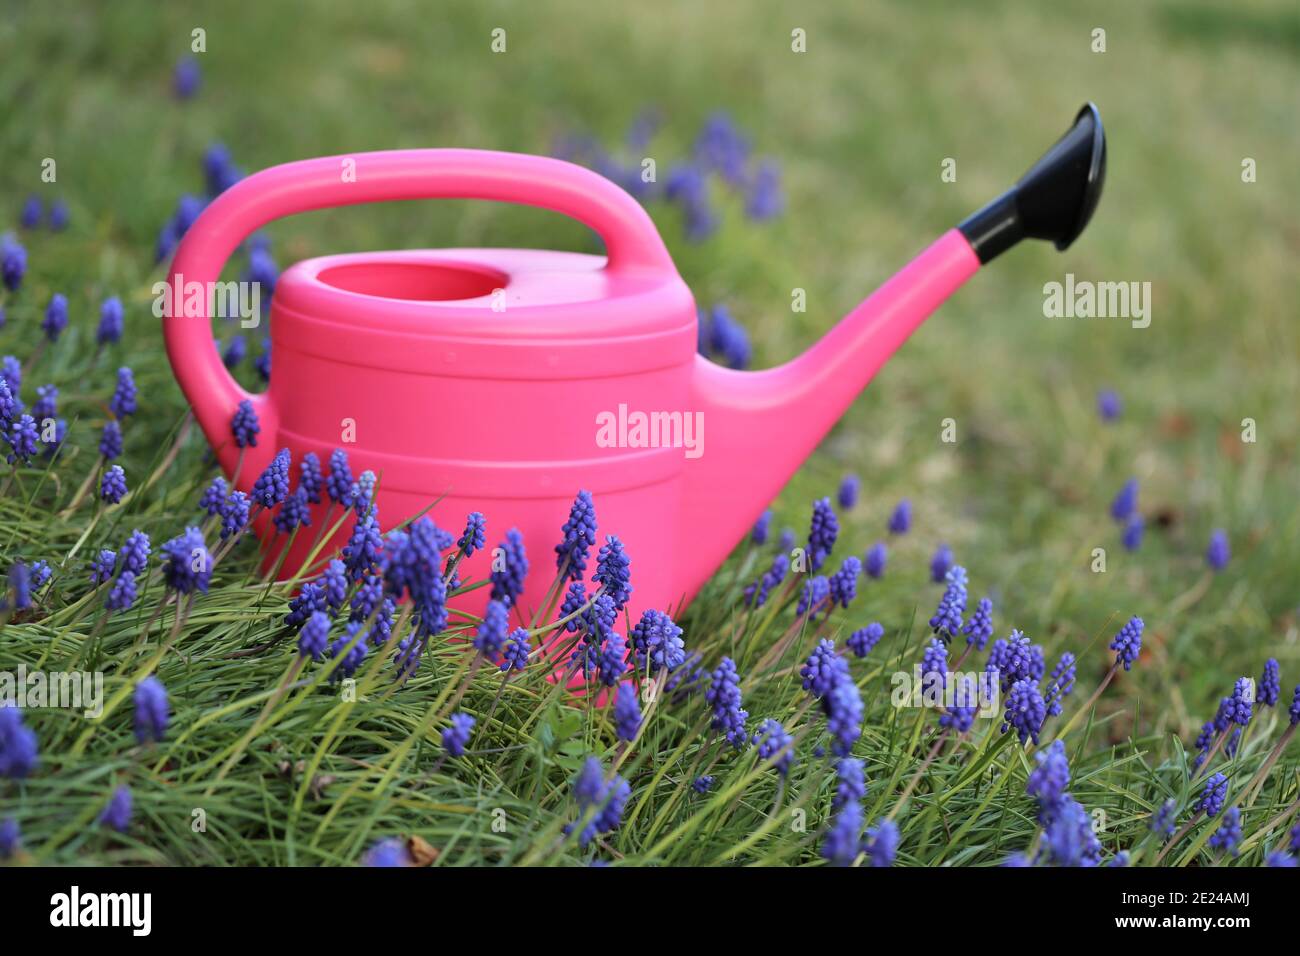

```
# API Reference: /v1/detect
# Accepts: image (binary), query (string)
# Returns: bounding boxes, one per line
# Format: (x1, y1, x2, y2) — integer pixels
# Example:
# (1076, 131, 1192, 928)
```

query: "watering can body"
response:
(164, 106, 1105, 622)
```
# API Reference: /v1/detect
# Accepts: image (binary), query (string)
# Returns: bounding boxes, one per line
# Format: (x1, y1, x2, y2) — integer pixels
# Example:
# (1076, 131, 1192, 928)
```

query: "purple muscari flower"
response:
(962, 597, 994, 650)
(822, 799, 863, 867)
(828, 556, 861, 608)
(173, 55, 201, 98)
(746, 159, 784, 220)
(559, 581, 588, 633)
(864, 541, 887, 579)
(29, 561, 51, 592)
(837, 474, 860, 511)
(928, 565, 968, 638)
(7, 562, 31, 610)
(31, 384, 57, 422)
(500, 628, 530, 673)
(474, 599, 510, 659)
(204, 143, 242, 196)
(48, 201, 68, 231)
(0, 378, 14, 422)
(98, 297, 125, 344)
(255, 340, 271, 382)
(592, 534, 630, 609)
(245, 247, 278, 297)
(556, 490, 597, 579)
(459, 511, 486, 556)
(1110, 478, 1138, 523)
(230, 399, 260, 448)
(864, 818, 899, 867)
(98, 786, 133, 832)
(286, 583, 326, 631)
(0, 706, 39, 778)
(1044, 795, 1101, 866)
(350, 470, 376, 515)
(613, 681, 641, 742)
(706, 657, 748, 748)
(1206, 529, 1230, 571)
(796, 575, 830, 618)
(929, 543, 953, 583)
(666, 165, 718, 242)
(42, 293, 68, 342)
(1002, 679, 1046, 745)
(0, 817, 18, 858)
(1109, 616, 1144, 671)
(99, 464, 128, 504)
(0, 356, 19, 395)
(328, 625, 368, 679)
(751, 509, 772, 545)
(1026, 739, 1070, 814)
(119, 530, 151, 575)
(221, 491, 250, 540)
(847, 622, 884, 658)
(631, 608, 684, 674)
(825, 678, 863, 756)
(1259, 659, 1281, 708)
(1098, 389, 1121, 421)
(160, 526, 212, 594)
(20, 195, 42, 228)
(1208, 806, 1242, 856)
(297, 452, 323, 504)
(441, 713, 475, 758)
(1, 235, 27, 291)
(571, 756, 606, 809)
(692, 775, 714, 794)
(801, 639, 847, 698)
(326, 449, 354, 505)
(90, 549, 117, 585)
(596, 631, 629, 687)
(297, 608, 332, 660)
(199, 476, 228, 516)
(1150, 799, 1177, 838)
(5, 415, 38, 463)
(920, 638, 948, 696)
(940, 675, 981, 734)
(777, 527, 795, 552)
(1045, 652, 1077, 717)
(987, 630, 1045, 692)
(694, 112, 750, 180)
(344, 510, 383, 579)
(1122, 514, 1144, 551)
(743, 553, 788, 608)
(319, 559, 347, 612)
(888, 499, 912, 535)
(362, 838, 410, 867)
(806, 498, 839, 572)
(345, 574, 381, 624)
(222, 336, 246, 370)
(1223, 676, 1254, 727)
(133, 676, 169, 743)
(490, 528, 530, 606)
(99, 420, 123, 460)
(1198, 773, 1229, 818)
(1291, 686, 1300, 726)
(753, 718, 794, 776)
(833, 757, 867, 811)
(251, 448, 291, 507)
(1266, 851, 1296, 868)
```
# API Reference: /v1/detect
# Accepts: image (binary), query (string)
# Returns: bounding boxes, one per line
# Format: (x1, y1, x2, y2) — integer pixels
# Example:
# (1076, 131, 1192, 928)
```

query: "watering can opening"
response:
(315, 260, 506, 302)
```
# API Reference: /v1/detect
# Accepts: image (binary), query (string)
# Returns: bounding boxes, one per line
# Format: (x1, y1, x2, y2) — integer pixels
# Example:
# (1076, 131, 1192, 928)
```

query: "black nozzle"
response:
(958, 102, 1106, 264)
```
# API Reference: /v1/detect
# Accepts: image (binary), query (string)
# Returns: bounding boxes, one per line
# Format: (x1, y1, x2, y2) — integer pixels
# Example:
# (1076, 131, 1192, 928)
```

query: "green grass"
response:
(0, 0, 1297, 866)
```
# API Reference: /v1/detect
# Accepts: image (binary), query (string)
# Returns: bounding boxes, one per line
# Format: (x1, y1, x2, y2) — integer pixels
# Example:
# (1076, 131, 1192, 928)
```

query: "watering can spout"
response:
(675, 104, 1106, 602)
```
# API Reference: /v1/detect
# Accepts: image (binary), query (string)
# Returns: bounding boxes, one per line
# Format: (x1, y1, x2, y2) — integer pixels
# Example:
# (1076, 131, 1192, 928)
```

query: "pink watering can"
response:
(164, 104, 1105, 621)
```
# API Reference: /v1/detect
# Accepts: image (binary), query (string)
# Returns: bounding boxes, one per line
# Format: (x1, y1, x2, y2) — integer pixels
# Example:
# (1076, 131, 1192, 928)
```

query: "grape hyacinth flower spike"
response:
(555, 489, 597, 580)
(230, 399, 260, 448)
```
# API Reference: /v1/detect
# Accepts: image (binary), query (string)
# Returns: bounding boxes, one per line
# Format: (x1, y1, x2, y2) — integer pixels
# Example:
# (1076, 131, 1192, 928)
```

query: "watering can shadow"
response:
(164, 104, 1105, 621)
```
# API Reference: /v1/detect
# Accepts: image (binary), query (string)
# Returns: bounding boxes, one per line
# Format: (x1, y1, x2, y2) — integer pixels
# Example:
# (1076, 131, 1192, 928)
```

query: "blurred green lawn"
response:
(3, 0, 1298, 740)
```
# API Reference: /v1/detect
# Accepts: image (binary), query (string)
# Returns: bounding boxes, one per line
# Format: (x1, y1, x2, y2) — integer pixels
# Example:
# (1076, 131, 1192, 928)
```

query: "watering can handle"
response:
(163, 148, 676, 479)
